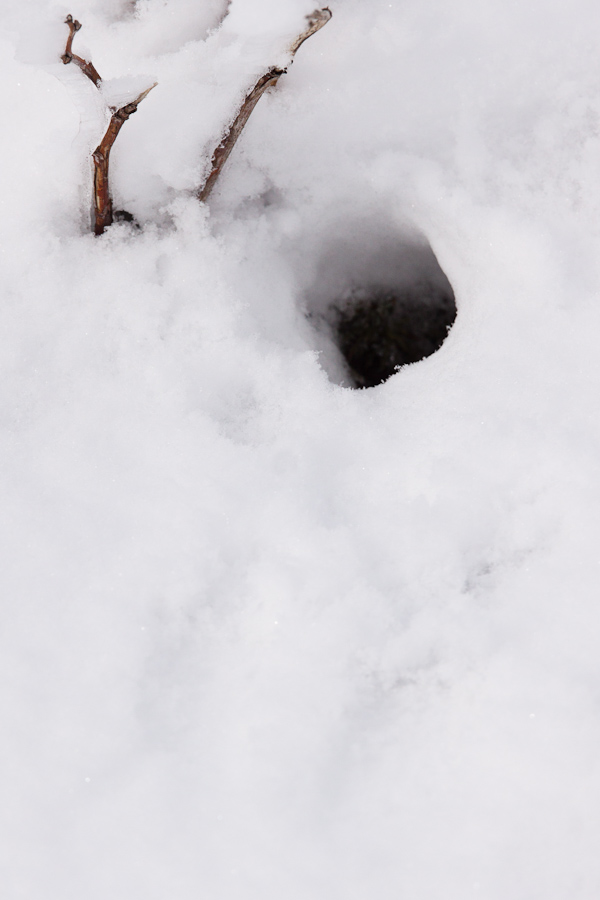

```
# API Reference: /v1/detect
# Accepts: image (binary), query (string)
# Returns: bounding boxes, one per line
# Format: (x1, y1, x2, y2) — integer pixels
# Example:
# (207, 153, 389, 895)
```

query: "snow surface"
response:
(2, 0, 600, 897)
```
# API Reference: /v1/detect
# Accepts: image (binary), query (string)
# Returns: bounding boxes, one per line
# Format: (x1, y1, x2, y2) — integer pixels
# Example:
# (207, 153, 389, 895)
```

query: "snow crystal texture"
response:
(1, 0, 600, 898)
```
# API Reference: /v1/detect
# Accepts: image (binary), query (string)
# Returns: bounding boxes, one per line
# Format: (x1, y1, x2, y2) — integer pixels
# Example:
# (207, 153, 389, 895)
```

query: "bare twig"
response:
(92, 84, 157, 235)
(198, 67, 283, 203)
(197, 7, 332, 203)
(61, 14, 102, 87)
(61, 14, 156, 234)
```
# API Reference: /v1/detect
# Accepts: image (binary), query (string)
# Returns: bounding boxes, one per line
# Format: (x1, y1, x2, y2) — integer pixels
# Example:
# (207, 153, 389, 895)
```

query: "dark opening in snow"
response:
(333, 276, 456, 388)
(303, 219, 456, 388)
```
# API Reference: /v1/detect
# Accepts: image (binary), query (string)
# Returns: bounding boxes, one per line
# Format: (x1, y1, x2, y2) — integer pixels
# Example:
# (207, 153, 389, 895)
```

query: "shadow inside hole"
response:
(335, 279, 456, 388)
(304, 225, 456, 388)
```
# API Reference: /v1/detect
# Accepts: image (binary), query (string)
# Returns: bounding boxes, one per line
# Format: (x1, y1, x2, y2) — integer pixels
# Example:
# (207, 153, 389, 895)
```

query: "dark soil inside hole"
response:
(333, 281, 456, 388)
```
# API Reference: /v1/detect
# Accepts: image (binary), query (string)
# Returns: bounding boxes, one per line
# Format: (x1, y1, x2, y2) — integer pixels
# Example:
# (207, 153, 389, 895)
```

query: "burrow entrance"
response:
(303, 220, 456, 388)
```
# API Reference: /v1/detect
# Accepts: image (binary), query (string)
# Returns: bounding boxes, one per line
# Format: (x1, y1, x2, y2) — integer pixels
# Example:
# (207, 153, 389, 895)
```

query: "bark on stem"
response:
(197, 7, 332, 203)
(92, 85, 156, 235)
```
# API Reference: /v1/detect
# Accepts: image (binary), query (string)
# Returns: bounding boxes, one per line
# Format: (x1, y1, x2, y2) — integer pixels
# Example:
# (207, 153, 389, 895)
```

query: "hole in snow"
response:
(303, 219, 456, 388)
(333, 277, 456, 388)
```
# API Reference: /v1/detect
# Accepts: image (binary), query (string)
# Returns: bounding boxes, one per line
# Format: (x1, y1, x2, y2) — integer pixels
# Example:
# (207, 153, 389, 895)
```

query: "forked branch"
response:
(61, 15, 156, 234)
(197, 7, 332, 202)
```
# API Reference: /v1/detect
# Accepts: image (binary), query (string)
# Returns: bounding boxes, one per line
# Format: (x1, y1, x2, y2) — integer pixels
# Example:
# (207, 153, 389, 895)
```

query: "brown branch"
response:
(92, 84, 157, 235)
(197, 7, 332, 203)
(288, 7, 332, 55)
(61, 15, 102, 87)
(60, 14, 157, 234)
(198, 67, 283, 203)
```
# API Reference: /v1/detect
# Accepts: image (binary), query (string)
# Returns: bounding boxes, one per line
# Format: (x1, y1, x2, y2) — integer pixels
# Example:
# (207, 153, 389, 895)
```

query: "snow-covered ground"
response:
(2, 0, 600, 897)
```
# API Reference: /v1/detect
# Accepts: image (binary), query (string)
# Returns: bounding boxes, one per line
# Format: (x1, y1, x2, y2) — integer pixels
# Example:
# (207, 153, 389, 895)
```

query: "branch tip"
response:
(62, 14, 102, 86)
(289, 7, 332, 56)
(65, 14, 82, 31)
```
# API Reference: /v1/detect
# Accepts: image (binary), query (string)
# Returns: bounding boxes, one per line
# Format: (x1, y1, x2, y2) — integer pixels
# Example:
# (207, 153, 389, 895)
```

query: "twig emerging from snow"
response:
(92, 84, 157, 236)
(61, 15, 156, 235)
(198, 67, 283, 203)
(61, 15, 102, 87)
(197, 7, 332, 203)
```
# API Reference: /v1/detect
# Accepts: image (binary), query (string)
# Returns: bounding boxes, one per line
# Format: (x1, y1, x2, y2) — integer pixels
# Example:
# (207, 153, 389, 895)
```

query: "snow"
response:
(99, 75, 157, 111)
(2, 0, 600, 897)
